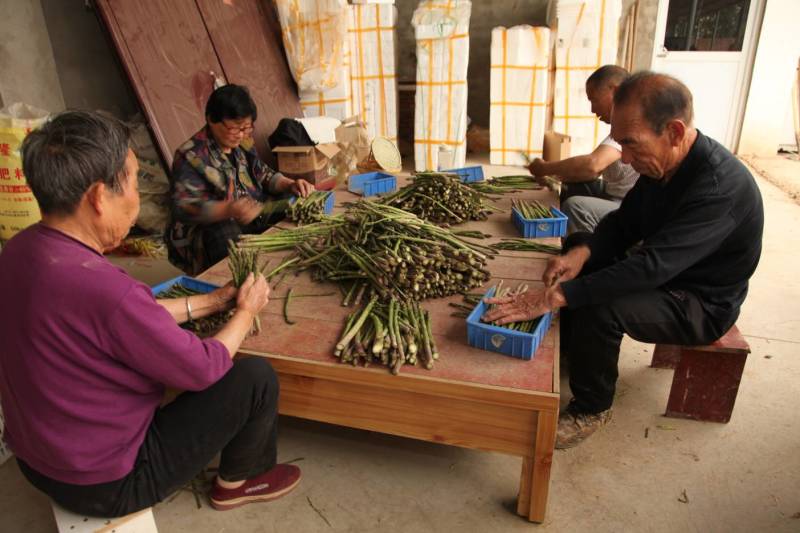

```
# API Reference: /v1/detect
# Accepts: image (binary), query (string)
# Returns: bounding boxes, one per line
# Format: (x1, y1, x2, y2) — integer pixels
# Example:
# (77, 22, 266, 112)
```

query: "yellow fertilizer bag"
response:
(0, 103, 48, 241)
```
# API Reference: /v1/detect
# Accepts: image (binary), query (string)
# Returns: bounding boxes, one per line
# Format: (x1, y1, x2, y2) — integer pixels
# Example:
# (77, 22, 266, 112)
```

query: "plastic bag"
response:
(0, 103, 48, 241)
(275, 0, 349, 92)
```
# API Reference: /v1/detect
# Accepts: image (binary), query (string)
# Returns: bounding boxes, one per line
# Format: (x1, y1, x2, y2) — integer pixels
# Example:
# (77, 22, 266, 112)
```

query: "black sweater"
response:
(561, 131, 764, 328)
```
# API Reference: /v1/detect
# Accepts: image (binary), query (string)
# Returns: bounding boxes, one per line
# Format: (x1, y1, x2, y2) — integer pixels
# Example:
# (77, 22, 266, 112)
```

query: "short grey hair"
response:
(586, 65, 629, 90)
(21, 110, 131, 215)
(613, 71, 694, 134)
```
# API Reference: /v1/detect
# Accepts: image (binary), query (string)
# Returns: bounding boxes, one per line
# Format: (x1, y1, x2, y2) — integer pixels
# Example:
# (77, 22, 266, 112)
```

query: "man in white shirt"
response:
(528, 65, 639, 234)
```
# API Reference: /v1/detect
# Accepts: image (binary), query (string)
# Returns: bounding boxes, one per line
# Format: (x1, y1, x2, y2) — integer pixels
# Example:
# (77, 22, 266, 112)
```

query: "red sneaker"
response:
(210, 464, 302, 511)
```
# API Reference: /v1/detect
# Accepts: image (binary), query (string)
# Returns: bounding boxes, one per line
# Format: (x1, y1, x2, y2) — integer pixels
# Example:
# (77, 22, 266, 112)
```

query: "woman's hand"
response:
(228, 198, 263, 225)
(209, 282, 237, 312)
(236, 272, 270, 315)
(289, 178, 315, 198)
(213, 273, 271, 358)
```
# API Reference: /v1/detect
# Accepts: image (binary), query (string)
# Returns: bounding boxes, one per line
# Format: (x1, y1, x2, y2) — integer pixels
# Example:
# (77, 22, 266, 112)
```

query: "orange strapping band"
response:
(490, 101, 548, 107)
(374, 4, 387, 138)
(350, 74, 397, 81)
(490, 148, 543, 153)
(416, 80, 467, 86)
(415, 139, 466, 146)
(501, 28, 508, 164)
(347, 25, 394, 33)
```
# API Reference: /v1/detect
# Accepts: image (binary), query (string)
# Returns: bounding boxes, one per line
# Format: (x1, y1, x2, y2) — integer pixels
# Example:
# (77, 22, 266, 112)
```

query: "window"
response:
(664, 0, 751, 52)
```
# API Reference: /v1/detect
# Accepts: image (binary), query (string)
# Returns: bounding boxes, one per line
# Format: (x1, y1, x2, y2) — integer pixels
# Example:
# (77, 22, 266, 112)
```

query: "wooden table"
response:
(201, 177, 560, 522)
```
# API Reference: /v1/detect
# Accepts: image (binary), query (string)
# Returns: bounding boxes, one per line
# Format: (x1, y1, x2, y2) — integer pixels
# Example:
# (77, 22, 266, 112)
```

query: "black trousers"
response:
(560, 233, 732, 414)
(18, 357, 279, 517)
(202, 212, 279, 271)
(560, 179, 605, 203)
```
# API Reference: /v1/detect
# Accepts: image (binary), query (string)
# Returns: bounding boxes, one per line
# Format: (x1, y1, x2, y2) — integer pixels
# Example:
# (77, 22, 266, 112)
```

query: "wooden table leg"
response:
(517, 410, 557, 522)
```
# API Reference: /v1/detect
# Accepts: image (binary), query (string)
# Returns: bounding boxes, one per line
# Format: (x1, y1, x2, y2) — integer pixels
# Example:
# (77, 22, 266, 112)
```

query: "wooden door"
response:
(96, 0, 224, 167)
(196, 0, 301, 165)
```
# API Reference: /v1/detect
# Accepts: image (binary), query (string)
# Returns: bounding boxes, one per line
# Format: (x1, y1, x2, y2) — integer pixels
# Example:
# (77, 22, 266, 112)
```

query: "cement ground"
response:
(1, 158, 799, 532)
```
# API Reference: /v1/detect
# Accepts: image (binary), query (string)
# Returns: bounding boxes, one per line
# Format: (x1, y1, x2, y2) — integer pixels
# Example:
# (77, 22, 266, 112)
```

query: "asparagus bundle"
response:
(381, 172, 495, 226)
(239, 221, 344, 253)
(467, 175, 543, 194)
(158, 285, 230, 337)
(287, 191, 331, 225)
(511, 198, 552, 219)
(335, 298, 439, 374)
(240, 201, 494, 303)
(112, 235, 165, 257)
(227, 241, 265, 332)
(491, 238, 561, 254)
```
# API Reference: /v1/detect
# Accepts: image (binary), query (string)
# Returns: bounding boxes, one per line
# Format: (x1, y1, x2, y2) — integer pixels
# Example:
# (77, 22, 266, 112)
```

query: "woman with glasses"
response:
(166, 84, 314, 275)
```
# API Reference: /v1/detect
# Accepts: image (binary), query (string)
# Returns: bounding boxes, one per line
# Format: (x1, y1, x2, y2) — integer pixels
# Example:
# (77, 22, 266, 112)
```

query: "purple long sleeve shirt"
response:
(0, 224, 232, 485)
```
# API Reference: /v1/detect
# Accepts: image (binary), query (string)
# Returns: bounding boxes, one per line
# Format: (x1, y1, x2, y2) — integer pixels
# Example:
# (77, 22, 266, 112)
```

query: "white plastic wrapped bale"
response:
(490, 26, 551, 167)
(275, 0, 349, 92)
(347, 3, 398, 145)
(300, 31, 352, 120)
(553, 0, 621, 156)
(412, 1, 471, 172)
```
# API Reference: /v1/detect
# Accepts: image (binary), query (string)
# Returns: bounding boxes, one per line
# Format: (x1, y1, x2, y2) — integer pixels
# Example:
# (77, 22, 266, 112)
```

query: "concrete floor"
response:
(1, 159, 799, 532)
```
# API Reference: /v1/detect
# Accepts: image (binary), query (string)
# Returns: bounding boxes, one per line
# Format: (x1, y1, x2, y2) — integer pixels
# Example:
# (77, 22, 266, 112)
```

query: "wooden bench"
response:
(651, 325, 750, 423)
(51, 502, 158, 533)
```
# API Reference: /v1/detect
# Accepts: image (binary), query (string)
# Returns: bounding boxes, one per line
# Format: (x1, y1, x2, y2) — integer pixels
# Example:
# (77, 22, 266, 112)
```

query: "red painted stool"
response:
(651, 325, 750, 423)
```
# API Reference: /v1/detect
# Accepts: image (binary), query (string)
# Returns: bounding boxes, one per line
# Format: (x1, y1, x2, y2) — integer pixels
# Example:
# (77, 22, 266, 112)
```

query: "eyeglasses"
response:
(221, 121, 254, 135)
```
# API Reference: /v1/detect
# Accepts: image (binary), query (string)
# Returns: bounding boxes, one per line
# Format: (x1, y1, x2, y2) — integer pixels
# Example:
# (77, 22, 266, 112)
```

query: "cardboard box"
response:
(542, 131, 571, 162)
(272, 143, 340, 188)
(335, 116, 371, 163)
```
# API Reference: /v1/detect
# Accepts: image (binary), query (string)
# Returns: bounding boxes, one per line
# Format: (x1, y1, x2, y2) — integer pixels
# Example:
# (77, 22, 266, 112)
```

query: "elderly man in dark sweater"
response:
(485, 72, 764, 449)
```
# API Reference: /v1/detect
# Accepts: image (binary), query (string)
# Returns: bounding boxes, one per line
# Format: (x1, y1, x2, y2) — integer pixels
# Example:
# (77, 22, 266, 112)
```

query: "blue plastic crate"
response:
(348, 171, 397, 197)
(512, 206, 568, 238)
(288, 190, 335, 215)
(466, 286, 553, 360)
(151, 275, 220, 297)
(443, 165, 484, 183)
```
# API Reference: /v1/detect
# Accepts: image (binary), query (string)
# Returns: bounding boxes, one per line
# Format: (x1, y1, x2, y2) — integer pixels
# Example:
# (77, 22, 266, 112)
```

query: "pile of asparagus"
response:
(237, 201, 495, 373)
(511, 198, 553, 219)
(286, 191, 331, 225)
(381, 172, 495, 226)
(335, 298, 438, 374)
(158, 285, 230, 337)
(239, 201, 493, 303)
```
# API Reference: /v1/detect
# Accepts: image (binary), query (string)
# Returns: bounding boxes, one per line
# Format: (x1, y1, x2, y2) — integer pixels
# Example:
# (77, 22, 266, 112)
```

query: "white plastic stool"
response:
(51, 502, 158, 533)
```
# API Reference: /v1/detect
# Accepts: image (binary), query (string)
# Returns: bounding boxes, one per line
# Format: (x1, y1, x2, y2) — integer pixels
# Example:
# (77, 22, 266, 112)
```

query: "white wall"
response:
(738, 0, 800, 156)
(0, 0, 64, 111)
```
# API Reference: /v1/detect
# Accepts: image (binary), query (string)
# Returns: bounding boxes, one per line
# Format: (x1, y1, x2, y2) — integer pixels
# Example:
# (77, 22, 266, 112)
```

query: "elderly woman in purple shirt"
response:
(0, 111, 300, 516)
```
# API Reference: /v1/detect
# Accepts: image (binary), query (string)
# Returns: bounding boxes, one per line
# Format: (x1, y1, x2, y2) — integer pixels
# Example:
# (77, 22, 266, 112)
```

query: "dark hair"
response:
(613, 71, 694, 134)
(205, 84, 258, 124)
(586, 65, 629, 90)
(20, 110, 131, 216)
